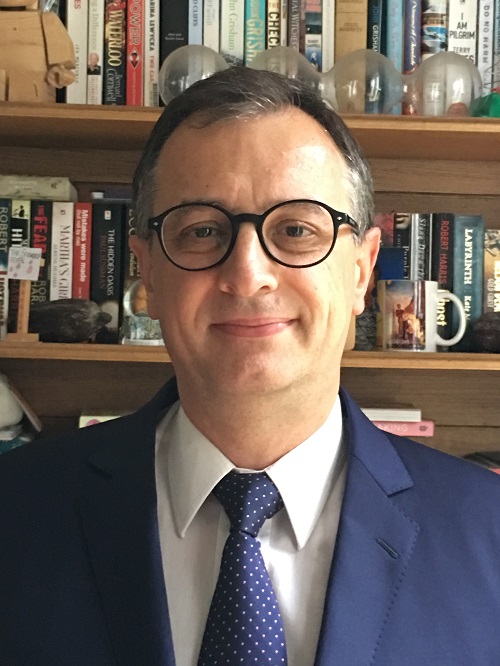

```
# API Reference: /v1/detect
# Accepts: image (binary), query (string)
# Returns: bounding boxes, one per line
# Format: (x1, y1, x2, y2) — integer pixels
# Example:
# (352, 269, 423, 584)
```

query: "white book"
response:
(220, 0, 245, 66)
(322, 0, 335, 71)
(189, 0, 203, 44)
(477, 0, 494, 91)
(50, 202, 74, 301)
(447, 0, 479, 62)
(361, 407, 423, 422)
(144, 0, 159, 106)
(66, 0, 89, 104)
(204, 0, 220, 52)
(280, 0, 288, 46)
(87, 0, 105, 105)
(494, 0, 500, 89)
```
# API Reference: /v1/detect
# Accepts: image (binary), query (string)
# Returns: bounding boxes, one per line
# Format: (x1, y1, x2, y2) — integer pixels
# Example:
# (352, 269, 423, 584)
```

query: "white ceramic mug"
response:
(377, 279, 467, 352)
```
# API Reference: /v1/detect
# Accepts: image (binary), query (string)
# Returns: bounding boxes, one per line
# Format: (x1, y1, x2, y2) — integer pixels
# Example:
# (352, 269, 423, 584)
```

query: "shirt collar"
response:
(162, 397, 345, 550)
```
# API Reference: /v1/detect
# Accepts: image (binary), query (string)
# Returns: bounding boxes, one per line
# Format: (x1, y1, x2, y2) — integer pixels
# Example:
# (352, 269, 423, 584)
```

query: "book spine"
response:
(334, 0, 369, 62)
(29, 201, 52, 306)
(72, 203, 93, 300)
(143, 0, 160, 106)
(373, 212, 394, 247)
(288, 0, 301, 50)
(204, 0, 221, 52)
(66, 0, 89, 104)
(104, 0, 127, 105)
(160, 0, 188, 65)
(448, 0, 479, 63)
(393, 212, 411, 278)
(367, 0, 383, 52)
(421, 0, 448, 61)
(126, 0, 144, 105)
(402, 0, 421, 115)
(409, 213, 431, 281)
(50, 202, 74, 301)
(220, 0, 245, 65)
(0, 198, 10, 338)
(280, 0, 288, 46)
(188, 0, 203, 44)
(494, 0, 500, 88)
(90, 202, 125, 343)
(483, 228, 500, 313)
(7, 201, 31, 332)
(267, 0, 282, 49)
(477, 0, 495, 91)
(385, 0, 403, 114)
(244, 0, 266, 65)
(87, 0, 105, 104)
(372, 420, 435, 437)
(452, 214, 485, 350)
(321, 0, 334, 71)
(430, 212, 455, 342)
(304, 0, 322, 71)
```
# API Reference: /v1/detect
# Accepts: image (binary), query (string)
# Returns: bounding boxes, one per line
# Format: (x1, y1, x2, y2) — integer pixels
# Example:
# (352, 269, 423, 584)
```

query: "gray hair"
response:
(132, 67, 374, 240)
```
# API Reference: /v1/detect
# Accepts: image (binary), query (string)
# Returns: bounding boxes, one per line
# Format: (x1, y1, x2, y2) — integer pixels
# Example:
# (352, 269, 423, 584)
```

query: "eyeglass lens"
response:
(160, 202, 336, 269)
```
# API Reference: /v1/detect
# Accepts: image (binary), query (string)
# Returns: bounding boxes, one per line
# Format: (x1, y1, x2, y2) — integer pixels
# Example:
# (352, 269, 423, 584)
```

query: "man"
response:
(1, 68, 500, 666)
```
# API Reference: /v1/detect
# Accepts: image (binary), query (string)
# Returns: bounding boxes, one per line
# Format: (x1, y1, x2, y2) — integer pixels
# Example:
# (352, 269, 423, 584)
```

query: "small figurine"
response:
(0, 0, 75, 102)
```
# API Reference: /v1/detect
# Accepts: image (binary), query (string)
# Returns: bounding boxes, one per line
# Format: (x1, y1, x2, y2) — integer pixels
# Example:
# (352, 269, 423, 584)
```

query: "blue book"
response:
(385, 0, 403, 114)
(452, 215, 485, 351)
(244, 0, 266, 64)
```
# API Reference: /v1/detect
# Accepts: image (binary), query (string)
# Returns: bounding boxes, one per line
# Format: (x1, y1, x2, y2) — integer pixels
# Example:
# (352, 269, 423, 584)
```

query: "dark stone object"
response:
(471, 313, 500, 353)
(28, 299, 112, 343)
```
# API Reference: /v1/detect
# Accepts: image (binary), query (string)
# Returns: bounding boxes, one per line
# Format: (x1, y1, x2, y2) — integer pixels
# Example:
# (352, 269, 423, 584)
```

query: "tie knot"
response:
(213, 471, 284, 537)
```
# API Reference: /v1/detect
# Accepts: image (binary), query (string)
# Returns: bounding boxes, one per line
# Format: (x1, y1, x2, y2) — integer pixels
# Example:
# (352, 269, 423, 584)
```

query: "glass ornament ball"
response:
(321, 49, 403, 114)
(159, 45, 229, 104)
(248, 46, 321, 93)
(403, 51, 483, 117)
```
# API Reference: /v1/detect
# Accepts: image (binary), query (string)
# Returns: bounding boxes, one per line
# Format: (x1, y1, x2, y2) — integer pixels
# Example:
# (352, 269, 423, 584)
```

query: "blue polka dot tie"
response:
(198, 471, 288, 665)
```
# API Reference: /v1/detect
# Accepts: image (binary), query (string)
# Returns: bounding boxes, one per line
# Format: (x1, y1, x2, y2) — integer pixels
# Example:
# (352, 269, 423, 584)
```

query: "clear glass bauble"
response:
(321, 49, 403, 114)
(158, 45, 229, 104)
(248, 46, 321, 93)
(403, 51, 483, 116)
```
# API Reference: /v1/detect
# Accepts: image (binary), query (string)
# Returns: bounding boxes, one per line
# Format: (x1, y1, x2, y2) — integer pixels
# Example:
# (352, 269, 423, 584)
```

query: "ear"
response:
(129, 235, 160, 320)
(352, 226, 380, 316)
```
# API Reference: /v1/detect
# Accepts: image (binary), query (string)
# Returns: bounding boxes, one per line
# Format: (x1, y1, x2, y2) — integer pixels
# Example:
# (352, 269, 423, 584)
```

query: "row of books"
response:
(61, 0, 500, 107)
(0, 188, 162, 346)
(370, 211, 500, 350)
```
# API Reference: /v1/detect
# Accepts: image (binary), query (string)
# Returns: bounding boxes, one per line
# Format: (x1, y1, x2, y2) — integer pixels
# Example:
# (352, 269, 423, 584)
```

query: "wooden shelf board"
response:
(1, 103, 499, 160)
(0, 341, 499, 370)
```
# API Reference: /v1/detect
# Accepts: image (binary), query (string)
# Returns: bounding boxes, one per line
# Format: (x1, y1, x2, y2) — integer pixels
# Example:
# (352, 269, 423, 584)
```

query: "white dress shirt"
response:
(155, 397, 347, 666)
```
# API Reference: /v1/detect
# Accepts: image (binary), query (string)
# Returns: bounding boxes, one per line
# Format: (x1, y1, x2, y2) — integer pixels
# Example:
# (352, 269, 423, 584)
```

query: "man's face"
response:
(132, 109, 379, 399)
(89, 53, 99, 67)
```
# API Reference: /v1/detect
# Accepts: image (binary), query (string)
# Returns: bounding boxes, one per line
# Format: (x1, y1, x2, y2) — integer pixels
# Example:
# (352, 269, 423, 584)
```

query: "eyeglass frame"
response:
(147, 198, 359, 271)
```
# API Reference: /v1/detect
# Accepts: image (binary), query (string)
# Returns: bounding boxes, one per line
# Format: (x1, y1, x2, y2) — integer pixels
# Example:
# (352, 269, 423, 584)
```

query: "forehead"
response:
(152, 108, 351, 213)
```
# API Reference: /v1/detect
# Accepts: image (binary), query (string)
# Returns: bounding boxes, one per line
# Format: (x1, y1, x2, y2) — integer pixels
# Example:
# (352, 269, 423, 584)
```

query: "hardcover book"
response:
(73, 203, 93, 300)
(50, 202, 74, 301)
(160, 0, 188, 66)
(483, 228, 500, 314)
(188, 0, 203, 44)
(90, 202, 125, 343)
(244, 0, 265, 64)
(385, 0, 403, 114)
(452, 214, 485, 351)
(430, 212, 455, 343)
(477, 0, 494, 91)
(334, 0, 368, 112)
(29, 201, 52, 306)
(104, 0, 127, 105)
(220, 0, 245, 66)
(87, 0, 105, 104)
(367, 0, 383, 52)
(447, 0, 478, 63)
(409, 213, 431, 281)
(402, 0, 421, 115)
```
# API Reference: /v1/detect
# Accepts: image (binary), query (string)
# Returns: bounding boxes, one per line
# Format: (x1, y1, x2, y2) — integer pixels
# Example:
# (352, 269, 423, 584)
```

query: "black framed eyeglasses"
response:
(147, 199, 359, 271)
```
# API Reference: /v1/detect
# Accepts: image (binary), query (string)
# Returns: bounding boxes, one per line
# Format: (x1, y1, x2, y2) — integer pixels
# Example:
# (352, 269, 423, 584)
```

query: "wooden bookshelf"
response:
(0, 105, 499, 456)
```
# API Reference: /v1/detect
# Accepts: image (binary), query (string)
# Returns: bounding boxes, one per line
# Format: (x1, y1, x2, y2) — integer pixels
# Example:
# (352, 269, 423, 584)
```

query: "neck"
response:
(177, 376, 340, 469)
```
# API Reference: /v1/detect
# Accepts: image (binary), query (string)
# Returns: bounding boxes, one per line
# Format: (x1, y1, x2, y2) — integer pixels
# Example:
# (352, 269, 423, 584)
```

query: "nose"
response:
(217, 223, 279, 297)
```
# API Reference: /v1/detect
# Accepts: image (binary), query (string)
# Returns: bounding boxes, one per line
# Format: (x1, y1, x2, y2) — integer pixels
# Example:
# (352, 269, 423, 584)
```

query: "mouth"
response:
(211, 318, 295, 338)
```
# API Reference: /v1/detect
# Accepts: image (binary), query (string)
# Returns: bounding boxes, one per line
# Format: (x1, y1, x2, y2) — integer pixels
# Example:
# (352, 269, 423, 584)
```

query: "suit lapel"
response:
(315, 390, 420, 665)
(77, 380, 179, 666)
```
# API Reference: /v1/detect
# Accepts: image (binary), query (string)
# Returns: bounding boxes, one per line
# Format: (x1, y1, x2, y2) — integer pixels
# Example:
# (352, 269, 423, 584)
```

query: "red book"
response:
(73, 203, 92, 300)
(372, 420, 435, 437)
(126, 0, 144, 105)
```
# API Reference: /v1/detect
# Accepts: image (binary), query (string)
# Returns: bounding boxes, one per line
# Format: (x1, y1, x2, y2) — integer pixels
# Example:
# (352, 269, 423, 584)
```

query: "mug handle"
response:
(435, 290, 467, 347)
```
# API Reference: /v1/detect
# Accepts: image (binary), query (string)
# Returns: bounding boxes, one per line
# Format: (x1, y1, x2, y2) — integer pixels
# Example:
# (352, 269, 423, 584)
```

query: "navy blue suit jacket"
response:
(2, 379, 500, 665)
